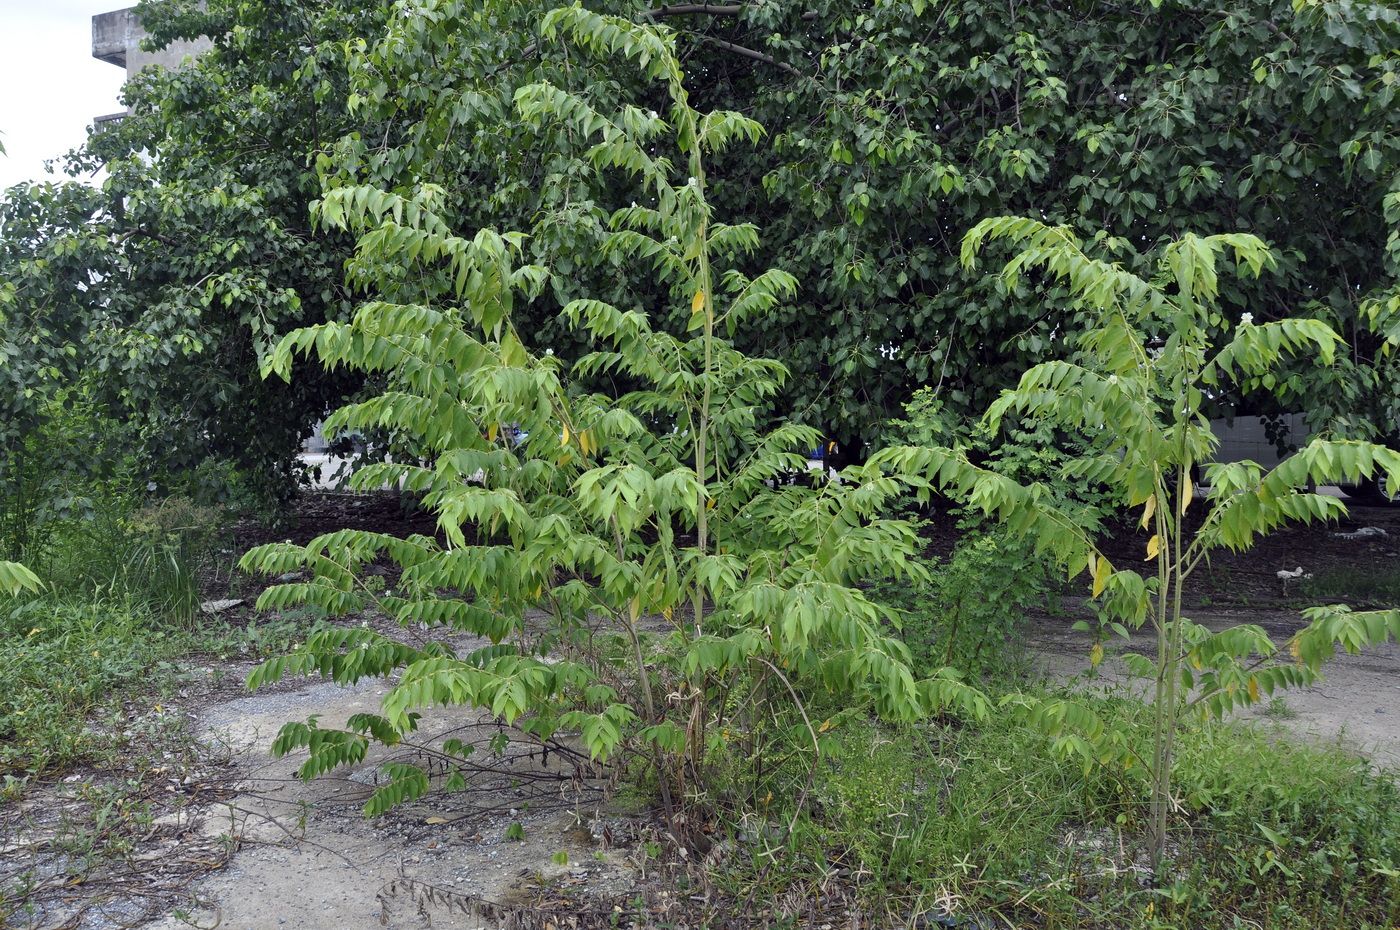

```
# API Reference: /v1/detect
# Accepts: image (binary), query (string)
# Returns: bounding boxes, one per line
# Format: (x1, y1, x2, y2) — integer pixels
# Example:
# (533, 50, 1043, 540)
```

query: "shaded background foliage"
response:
(333, 0, 1400, 456)
(3, 0, 1400, 508)
(1, 0, 390, 511)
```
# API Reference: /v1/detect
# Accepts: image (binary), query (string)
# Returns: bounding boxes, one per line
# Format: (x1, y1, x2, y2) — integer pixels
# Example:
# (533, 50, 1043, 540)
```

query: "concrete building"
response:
(91, 7, 212, 127)
(1210, 413, 1306, 468)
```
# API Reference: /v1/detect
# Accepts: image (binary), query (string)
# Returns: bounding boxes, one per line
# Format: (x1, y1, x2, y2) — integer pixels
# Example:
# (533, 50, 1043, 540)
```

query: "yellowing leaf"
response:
(487, 422, 498, 443)
(1247, 676, 1260, 702)
(692, 289, 705, 313)
(1090, 642, 1105, 668)
(1145, 535, 1161, 560)
(1091, 555, 1112, 598)
(1180, 479, 1194, 515)
(818, 718, 833, 732)
(1139, 494, 1156, 529)
(561, 426, 570, 447)
(425, 816, 449, 825)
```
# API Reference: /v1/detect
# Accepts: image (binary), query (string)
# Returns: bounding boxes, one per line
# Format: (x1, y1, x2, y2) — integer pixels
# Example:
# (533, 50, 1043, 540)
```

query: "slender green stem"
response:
(684, 108, 714, 784)
(610, 513, 676, 823)
(1148, 471, 1172, 872)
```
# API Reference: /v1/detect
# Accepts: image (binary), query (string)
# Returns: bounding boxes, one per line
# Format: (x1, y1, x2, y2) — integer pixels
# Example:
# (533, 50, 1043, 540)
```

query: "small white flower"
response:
(1240, 313, 1254, 325)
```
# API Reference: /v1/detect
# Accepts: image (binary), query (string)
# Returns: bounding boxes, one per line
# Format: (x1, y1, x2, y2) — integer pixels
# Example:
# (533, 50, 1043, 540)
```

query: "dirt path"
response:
(1026, 604, 1400, 765)
(139, 674, 641, 930)
(2, 641, 650, 930)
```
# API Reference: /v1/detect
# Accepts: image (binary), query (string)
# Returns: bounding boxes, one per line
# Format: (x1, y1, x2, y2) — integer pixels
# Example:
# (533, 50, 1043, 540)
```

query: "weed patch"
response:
(1301, 565, 1400, 607)
(0, 593, 320, 776)
(876, 530, 1059, 678)
(0, 598, 197, 774)
(720, 696, 1400, 929)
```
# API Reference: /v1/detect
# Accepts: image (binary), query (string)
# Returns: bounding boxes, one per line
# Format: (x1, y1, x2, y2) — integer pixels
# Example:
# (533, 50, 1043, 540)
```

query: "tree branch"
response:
(119, 228, 179, 247)
(641, 3, 745, 16)
(508, 7, 813, 80)
(640, 5, 819, 20)
(696, 35, 802, 76)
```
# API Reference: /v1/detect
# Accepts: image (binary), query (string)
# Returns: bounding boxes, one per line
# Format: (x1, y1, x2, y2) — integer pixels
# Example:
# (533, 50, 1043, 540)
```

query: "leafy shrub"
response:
(0, 387, 134, 564)
(38, 495, 225, 627)
(884, 386, 1114, 534)
(882, 387, 964, 450)
(0, 380, 229, 623)
(877, 530, 1058, 679)
(873, 218, 1400, 870)
(238, 10, 987, 828)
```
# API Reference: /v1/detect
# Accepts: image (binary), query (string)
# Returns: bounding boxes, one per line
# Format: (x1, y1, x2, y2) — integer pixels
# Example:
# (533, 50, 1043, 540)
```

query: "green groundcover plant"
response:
(738, 707, 1400, 929)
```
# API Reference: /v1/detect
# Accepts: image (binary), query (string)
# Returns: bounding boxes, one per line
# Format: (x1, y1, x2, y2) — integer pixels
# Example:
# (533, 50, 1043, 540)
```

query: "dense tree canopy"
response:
(334, 0, 1400, 455)
(4, 0, 1400, 493)
(1, 0, 389, 501)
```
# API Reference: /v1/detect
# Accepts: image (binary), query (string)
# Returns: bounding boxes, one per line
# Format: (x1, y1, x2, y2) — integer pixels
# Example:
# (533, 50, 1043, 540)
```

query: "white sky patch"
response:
(0, 0, 126, 191)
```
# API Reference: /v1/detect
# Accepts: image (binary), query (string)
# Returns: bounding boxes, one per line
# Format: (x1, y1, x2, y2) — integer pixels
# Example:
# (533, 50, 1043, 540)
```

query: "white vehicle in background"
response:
(1209, 413, 1398, 505)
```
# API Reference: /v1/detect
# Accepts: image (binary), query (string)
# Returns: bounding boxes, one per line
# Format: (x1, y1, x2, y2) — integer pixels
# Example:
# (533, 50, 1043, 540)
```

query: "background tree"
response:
(0, 0, 394, 508)
(334, 0, 1400, 460)
(7, 0, 1399, 504)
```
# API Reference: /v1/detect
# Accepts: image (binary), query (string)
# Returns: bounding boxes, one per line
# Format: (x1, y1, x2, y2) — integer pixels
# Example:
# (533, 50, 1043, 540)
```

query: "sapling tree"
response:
(871, 217, 1400, 871)
(240, 8, 985, 825)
